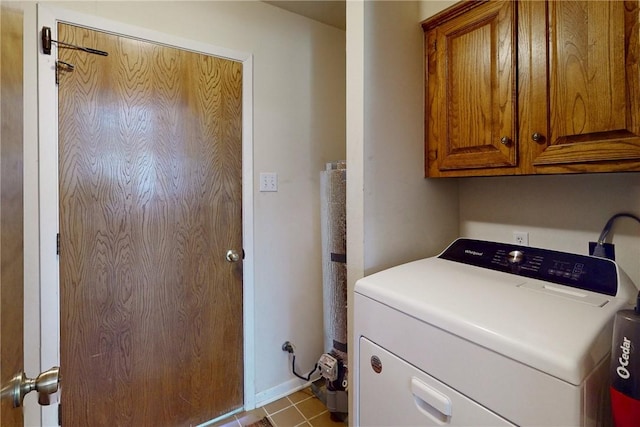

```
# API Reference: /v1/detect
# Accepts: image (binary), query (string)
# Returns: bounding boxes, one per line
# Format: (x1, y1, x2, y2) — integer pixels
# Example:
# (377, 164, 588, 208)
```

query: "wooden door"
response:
(0, 4, 24, 426)
(57, 23, 243, 426)
(425, 0, 517, 177)
(529, 0, 640, 171)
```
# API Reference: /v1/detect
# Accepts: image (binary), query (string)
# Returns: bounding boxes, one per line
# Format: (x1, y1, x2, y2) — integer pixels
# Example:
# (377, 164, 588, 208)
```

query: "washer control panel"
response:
(439, 238, 618, 296)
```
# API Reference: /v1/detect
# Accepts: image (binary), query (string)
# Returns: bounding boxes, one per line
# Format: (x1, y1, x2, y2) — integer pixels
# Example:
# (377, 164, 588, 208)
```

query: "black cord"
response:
(291, 354, 318, 381)
(593, 212, 640, 258)
(597, 213, 640, 244)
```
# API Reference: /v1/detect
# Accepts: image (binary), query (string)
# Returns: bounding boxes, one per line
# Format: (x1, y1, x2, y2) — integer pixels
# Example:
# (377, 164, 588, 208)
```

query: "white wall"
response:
(419, 0, 457, 22)
(23, 0, 345, 411)
(362, 1, 458, 276)
(346, 0, 460, 298)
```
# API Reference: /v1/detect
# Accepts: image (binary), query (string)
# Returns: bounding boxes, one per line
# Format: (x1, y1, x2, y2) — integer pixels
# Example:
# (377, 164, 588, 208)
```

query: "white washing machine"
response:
(354, 239, 638, 426)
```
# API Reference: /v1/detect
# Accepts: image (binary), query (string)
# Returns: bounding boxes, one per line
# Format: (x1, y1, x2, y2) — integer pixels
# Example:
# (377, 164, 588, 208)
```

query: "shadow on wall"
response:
(459, 173, 640, 232)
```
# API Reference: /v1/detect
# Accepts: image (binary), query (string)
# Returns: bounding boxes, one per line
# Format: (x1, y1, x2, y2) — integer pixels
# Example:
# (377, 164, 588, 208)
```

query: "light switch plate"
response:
(259, 172, 278, 192)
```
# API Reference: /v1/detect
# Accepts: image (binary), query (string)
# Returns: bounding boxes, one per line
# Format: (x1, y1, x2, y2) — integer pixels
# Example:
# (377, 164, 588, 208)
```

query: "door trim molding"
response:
(35, 5, 255, 425)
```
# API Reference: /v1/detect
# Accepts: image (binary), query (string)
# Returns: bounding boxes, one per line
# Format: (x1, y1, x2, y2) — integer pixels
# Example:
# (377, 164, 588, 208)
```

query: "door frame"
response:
(34, 5, 255, 426)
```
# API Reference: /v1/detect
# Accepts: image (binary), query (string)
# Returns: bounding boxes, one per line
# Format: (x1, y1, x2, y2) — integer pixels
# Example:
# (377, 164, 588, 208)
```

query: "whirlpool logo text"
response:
(464, 249, 483, 257)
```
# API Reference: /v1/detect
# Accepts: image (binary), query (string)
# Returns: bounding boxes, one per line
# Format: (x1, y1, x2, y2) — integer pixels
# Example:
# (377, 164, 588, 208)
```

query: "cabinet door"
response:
(528, 0, 640, 172)
(426, 0, 517, 176)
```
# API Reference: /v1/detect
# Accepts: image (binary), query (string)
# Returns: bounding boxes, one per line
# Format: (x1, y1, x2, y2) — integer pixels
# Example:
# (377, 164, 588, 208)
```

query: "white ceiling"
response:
(264, 1, 346, 30)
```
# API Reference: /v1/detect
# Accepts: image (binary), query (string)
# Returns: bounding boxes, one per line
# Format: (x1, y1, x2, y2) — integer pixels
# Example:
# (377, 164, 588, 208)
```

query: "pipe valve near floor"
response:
(318, 353, 339, 382)
(317, 352, 348, 418)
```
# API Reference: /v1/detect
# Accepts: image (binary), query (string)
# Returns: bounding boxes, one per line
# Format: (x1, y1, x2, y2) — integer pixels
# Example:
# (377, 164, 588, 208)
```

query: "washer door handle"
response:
(411, 377, 452, 420)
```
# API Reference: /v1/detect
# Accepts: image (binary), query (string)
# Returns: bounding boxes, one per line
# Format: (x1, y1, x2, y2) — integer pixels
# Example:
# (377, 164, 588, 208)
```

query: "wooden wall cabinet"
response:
(423, 0, 640, 177)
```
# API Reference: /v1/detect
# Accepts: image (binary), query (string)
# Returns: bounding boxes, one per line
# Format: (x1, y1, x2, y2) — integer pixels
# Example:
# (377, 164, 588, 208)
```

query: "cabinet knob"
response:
(500, 136, 510, 145)
(531, 132, 544, 142)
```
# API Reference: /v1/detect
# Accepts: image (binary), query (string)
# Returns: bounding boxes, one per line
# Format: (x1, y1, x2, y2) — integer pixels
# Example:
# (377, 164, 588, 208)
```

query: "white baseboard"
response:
(254, 376, 322, 408)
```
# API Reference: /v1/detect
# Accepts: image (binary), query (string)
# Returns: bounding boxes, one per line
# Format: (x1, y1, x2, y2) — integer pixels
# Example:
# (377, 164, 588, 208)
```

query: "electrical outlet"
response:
(513, 231, 529, 246)
(259, 172, 278, 192)
(589, 242, 616, 260)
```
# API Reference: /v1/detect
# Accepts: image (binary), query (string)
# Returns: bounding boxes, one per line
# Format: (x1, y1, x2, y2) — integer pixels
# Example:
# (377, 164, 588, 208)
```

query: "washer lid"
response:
(355, 241, 637, 386)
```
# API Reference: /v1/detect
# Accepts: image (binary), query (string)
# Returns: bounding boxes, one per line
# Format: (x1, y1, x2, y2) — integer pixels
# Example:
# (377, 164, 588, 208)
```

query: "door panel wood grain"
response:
(0, 5, 24, 426)
(58, 23, 243, 426)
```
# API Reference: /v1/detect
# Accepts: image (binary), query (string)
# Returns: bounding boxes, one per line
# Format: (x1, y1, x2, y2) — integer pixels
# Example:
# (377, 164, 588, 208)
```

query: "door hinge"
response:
(56, 233, 60, 255)
(58, 404, 62, 426)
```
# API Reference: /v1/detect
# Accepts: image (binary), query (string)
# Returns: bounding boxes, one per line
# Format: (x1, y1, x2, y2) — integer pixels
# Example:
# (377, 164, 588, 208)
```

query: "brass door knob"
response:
(4, 366, 60, 408)
(226, 250, 240, 263)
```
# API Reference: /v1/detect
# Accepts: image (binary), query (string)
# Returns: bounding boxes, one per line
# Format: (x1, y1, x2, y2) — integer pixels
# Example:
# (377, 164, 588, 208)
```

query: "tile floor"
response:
(212, 387, 347, 427)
